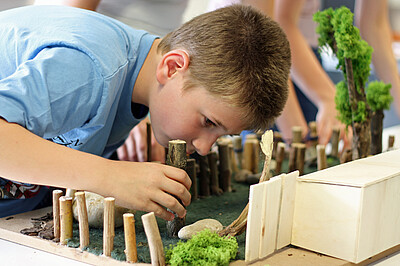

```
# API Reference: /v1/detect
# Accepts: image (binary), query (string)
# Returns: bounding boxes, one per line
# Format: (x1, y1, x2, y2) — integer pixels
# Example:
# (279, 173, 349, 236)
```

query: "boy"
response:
(0, 4, 291, 219)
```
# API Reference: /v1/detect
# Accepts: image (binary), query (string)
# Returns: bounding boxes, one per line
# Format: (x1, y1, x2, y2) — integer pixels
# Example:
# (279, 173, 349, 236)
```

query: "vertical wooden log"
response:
(232, 135, 243, 169)
(218, 140, 232, 192)
(272, 131, 283, 159)
(227, 139, 238, 174)
(317, 144, 327, 170)
(123, 213, 137, 263)
(292, 126, 303, 144)
(65, 188, 76, 200)
(147, 122, 152, 162)
(59, 196, 73, 245)
(75, 191, 90, 250)
(296, 143, 306, 175)
(370, 110, 384, 155)
(388, 135, 395, 150)
(288, 143, 299, 172)
(252, 138, 260, 174)
(52, 190, 63, 242)
(308, 122, 318, 147)
(243, 139, 254, 173)
(208, 151, 222, 195)
(198, 155, 211, 197)
(186, 158, 198, 200)
(142, 212, 165, 266)
(103, 197, 115, 257)
(330, 126, 340, 158)
(166, 140, 187, 238)
(275, 142, 286, 174)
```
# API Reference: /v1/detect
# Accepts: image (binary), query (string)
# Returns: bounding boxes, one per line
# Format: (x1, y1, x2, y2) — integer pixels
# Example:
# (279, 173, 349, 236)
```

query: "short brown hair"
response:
(158, 4, 291, 131)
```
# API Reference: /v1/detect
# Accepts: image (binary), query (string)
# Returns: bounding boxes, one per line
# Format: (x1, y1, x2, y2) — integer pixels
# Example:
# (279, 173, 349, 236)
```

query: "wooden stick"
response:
(59, 196, 73, 245)
(243, 139, 254, 173)
(186, 158, 198, 200)
(218, 140, 232, 192)
(388, 135, 395, 149)
(166, 140, 187, 238)
(296, 143, 306, 175)
(272, 131, 283, 159)
(123, 213, 137, 263)
(330, 126, 340, 157)
(317, 144, 327, 170)
(103, 197, 115, 257)
(232, 135, 243, 169)
(275, 142, 286, 174)
(142, 212, 165, 266)
(75, 191, 90, 250)
(52, 190, 63, 241)
(147, 122, 152, 162)
(198, 155, 211, 197)
(288, 143, 299, 172)
(292, 126, 303, 144)
(208, 151, 222, 195)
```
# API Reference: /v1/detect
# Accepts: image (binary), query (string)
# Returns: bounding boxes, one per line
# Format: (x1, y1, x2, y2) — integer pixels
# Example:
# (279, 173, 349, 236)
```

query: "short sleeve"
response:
(0, 47, 104, 139)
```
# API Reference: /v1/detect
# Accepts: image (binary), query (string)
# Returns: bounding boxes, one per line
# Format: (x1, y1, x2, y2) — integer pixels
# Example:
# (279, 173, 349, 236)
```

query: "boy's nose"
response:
(192, 135, 218, 156)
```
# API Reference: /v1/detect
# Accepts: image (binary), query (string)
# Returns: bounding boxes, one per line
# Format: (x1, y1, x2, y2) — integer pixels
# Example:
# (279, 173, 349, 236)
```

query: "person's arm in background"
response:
(241, 0, 308, 143)
(355, 0, 400, 119)
(34, 0, 101, 10)
(274, 0, 349, 147)
(34, 0, 166, 162)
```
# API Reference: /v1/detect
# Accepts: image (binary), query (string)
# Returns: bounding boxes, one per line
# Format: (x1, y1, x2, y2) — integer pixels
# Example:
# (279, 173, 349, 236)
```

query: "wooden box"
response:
(291, 149, 400, 263)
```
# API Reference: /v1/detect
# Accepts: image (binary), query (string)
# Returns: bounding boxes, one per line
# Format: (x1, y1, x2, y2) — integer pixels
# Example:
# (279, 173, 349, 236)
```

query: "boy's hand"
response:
(105, 161, 191, 221)
(116, 119, 165, 163)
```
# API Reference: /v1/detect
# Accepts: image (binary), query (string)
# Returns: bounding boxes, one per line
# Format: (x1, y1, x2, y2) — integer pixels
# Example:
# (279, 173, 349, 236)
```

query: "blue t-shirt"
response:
(0, 5, 157, 216)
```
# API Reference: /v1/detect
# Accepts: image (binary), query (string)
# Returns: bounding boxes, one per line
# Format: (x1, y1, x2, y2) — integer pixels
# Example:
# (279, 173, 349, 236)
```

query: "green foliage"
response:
(366, 81, 393, 111)
(313, 8, 335, 51)
(335, 81, 352, 126)
(165, 229, 238, 266)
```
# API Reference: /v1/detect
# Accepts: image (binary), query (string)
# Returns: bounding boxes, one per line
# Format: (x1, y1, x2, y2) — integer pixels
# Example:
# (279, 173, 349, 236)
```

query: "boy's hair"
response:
(158, 4, 291, 131)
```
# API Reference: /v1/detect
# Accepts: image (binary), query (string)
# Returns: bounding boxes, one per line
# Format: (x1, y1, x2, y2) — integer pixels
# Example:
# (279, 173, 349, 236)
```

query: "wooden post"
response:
(232, 135, 243, 169)
(52, 190, 63, 241)
(103, 197, 115, 257)
(186, 158, 198, 200)
(292, 126, 303, 144)
(218, 140, 232, 192)
(147, 122, 152, 162)
(59, 196, 73, 245)
(243, 139, 254, 173)
(308, 122, 318, 147)
(252, 138, 260, 174)
(166, 140, 187, 238)
(123, 213, 137, 263)
(208, 151, 222, 195)
(317, 144, 327, 170)
(75, 191, 90, 250)
(330, 126, 340, 158)
(388, 135, 395, 150)
(142, 212, 165, 266)
(272, 131, 283, 159)
(198, 155, 210, 197)
(275, 142, 286, 174)
(296, 143, 306, 175)
(288, 143, 299, 172)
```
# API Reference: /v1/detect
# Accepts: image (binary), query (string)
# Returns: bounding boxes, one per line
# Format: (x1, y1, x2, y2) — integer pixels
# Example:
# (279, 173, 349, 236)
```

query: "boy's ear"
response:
(156, 49, 190, 85)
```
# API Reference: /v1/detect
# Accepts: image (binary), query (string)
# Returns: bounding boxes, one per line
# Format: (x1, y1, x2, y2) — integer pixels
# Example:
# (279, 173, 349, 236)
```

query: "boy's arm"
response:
(0, 118, 190, 220)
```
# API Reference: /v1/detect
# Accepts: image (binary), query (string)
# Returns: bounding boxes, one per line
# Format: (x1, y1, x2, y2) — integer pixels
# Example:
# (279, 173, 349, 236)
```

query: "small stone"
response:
(72, 191, 134, 228)
(178, 219, 223, 240)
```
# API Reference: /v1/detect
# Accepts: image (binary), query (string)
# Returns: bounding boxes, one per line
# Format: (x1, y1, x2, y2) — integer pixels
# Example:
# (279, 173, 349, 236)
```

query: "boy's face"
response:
(149, 82, 245, 156)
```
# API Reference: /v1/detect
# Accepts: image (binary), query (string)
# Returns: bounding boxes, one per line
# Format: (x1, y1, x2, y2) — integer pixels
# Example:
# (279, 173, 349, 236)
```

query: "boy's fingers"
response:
(145, 201, 175, 221)
(163, 166, 192, 190)
(152, 192, 187, 218)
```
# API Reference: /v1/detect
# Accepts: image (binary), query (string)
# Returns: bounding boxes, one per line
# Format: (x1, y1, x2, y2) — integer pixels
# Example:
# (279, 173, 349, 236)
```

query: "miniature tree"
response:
(366, 81, 393, 154)
(314, 7, 372, 159)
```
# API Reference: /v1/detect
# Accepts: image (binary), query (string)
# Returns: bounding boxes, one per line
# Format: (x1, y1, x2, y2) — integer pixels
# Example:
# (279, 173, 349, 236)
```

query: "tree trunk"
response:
(370, 109, 384, 155)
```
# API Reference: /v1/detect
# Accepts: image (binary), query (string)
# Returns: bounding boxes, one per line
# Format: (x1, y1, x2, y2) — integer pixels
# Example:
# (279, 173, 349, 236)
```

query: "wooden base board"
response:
(1, 207, 400, 265)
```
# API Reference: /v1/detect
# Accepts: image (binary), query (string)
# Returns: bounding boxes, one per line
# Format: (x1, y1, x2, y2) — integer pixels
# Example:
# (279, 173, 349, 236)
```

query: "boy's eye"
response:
(204, 117, 216, 127)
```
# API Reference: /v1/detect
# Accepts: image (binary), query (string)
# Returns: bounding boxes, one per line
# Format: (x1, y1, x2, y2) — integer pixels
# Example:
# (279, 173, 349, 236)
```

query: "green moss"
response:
(366, 81, 393, 112)
(165, 229, 238, 266)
